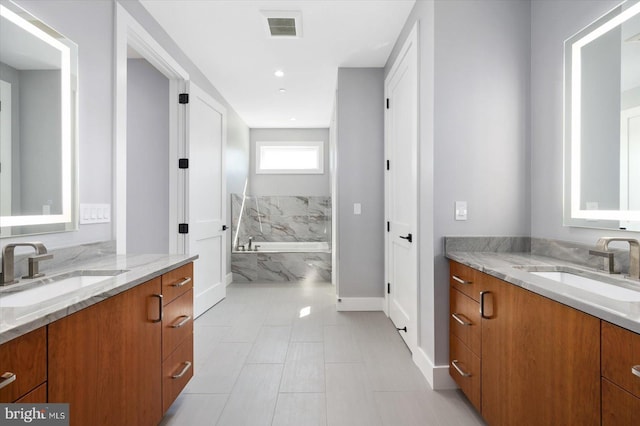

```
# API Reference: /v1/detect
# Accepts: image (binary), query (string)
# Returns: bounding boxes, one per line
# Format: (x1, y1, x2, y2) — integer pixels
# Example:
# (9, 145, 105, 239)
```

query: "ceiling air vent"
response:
(262, 11, 302, 38)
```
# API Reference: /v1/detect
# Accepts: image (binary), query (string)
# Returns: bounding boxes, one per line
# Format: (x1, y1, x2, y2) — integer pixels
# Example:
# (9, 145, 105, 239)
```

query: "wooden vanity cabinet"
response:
(48, 277, 163, 426)
(0, 327, 47, 403)
(601, 321, 640, 426)
(161, 262, 194, 413)
(449, 261, 601, 426)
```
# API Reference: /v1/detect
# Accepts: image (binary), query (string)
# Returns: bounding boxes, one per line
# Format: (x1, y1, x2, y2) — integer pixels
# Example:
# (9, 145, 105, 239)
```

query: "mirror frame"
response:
(0, 1, 78, 235)
(564, 0, 640, 230)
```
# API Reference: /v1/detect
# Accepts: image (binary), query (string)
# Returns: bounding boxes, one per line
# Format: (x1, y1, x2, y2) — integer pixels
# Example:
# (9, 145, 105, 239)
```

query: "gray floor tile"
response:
(246, 326, 292, 363)
(184, 342, 252, 394)
(280, 342, 325, 392)
(324, 325, 361, 363)
(159, 393, 227, 426)
(271, 393, 327, 426)
(325, 363, 381, 426)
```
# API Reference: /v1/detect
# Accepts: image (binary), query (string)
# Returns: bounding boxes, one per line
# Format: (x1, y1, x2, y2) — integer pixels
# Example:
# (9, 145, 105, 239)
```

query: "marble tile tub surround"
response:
(1, 240, 116, 281)
(231, 194, 331, 245)
(232, 252, 331, 283)
(444, 236, 632, 275)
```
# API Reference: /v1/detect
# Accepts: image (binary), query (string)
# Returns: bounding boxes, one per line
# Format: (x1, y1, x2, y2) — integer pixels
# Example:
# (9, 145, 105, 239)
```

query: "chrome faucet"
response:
(1, 242, 52, 285)
(592, 238, 640, 280)
(247, 237, 253, 251)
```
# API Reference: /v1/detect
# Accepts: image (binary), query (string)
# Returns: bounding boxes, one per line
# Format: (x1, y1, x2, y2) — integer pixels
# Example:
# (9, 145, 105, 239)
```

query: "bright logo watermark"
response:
(1, 404, 68, 425)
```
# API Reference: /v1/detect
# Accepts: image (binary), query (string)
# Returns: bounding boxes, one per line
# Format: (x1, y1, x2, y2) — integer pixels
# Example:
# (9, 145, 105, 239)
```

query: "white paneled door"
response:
(187, 83, 227, 317)
(385, 25, 418, 353)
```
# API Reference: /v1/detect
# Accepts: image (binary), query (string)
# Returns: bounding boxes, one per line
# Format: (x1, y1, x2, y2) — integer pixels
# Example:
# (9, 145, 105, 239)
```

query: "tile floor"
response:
(160, 281, 486, 426)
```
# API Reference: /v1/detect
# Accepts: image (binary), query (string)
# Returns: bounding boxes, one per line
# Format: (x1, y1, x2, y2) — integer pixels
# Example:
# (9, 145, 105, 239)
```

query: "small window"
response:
(256, 141, 324, 174)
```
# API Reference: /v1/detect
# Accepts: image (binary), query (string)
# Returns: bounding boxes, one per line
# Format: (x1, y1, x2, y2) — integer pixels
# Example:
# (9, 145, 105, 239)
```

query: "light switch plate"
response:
(455, 201, 468, 221)
(80, 204, 111, 224)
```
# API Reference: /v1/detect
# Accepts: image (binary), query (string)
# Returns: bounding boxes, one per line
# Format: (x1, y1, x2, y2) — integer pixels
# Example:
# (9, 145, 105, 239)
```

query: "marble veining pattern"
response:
(0, 252, 198, 344)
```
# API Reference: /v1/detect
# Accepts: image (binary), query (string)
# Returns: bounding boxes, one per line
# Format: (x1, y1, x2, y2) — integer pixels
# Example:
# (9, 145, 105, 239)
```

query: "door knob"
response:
(399, 233, 412, 243)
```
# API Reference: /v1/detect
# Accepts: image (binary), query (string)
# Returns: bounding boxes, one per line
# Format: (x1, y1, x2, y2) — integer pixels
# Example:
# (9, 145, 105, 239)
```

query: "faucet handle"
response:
(589, 249, 615, 274)
(23, 253, 54, 279)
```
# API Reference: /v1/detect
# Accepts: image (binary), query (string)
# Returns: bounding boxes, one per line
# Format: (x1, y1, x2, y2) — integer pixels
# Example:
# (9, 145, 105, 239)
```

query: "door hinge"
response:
(386, 160, 390, 170)
(178, 223, 189, 234)
(387, 221, 390, 232)
(387, 283, 390, 294)
(179, 93, 189, 104)
(386, 98, 389, 109)
(178, 158, 189, 169)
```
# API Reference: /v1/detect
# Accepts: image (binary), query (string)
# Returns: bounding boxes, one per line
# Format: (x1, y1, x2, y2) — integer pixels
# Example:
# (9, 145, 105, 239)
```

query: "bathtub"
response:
(231, 241, 331, 282)
(233, 241, 330, 254)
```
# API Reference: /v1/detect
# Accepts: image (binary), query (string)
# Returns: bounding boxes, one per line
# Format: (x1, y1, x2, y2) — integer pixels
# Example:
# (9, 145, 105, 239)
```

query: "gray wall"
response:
(126, 58, 169, 254)
(249, 128, 330, 196)
(530, 0, 638, 243)
(335, 68, 385, 298)
(386, 0, 531, 367)
(4, 0, 250, 261)
(1, 62, 22, 213)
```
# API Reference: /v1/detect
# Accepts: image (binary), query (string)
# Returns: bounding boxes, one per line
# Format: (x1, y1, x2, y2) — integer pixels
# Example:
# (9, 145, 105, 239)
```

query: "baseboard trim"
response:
(226, 272, 233, 286)
(335, 297, 384, 311)
(412, 347, 458, 390)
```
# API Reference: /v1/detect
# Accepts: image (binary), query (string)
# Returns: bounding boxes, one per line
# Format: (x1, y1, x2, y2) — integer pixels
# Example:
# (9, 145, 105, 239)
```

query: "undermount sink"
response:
(0, 270, 128, 308)
(521, 267, 640, 302)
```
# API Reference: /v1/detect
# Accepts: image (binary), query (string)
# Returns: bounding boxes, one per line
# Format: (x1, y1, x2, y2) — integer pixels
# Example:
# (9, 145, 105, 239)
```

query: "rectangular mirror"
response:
(564, 0, 640, 231)
(0, 0, 78, 237)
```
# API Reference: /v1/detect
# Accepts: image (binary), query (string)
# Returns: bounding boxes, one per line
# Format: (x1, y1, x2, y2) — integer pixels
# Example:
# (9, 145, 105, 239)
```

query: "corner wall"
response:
(335, 68, 385, 301)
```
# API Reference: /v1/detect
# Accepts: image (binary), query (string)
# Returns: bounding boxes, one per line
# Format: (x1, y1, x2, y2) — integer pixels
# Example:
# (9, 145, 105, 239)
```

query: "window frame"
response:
(255, 140, 325, 175)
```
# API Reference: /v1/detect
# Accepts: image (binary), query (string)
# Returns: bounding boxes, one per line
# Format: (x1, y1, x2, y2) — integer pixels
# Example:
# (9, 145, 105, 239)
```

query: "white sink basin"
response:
(531, 271, 640, 302)
(0, 270, 127, 308)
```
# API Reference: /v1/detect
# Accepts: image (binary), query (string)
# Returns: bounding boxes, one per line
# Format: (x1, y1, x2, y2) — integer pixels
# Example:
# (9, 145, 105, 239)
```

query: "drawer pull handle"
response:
(480, 291, 492, 319)
(452, 275, 471, 285)
(633, 365, 640, 378)
(0, 372, 16, 390)
(151, 294, 163, 323)
(171, 315, 192, 328)
(451, 313, 472, 326)
(451, 360, 472, 377)
(171, 277, 191, 288)
(171, 361, 192, 379)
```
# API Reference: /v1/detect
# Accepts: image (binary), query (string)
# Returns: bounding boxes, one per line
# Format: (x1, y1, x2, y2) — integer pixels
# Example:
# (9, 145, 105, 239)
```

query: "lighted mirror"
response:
(564, 0, 640, 231)
(0, 0, 78, 237)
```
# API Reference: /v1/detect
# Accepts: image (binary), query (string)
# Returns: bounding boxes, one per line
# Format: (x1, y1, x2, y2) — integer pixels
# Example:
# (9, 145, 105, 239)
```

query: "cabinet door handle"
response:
(170, 315, 192, 328)
(452, 275, 471, 285)
(171, 361, 192, 379)
(480, 291, 491, 319)
(633, 365, 640, 378)
(151, 294, 163, 323)
(451, 313, 472, 326)
(171, 277, 191, 288)
(0, 372, 16, 390)
(451, 360, 472, 377)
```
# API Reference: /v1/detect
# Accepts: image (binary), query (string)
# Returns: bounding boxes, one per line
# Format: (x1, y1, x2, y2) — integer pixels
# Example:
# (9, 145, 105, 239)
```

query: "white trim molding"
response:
(336, 297, 384, 311)
(226, 272, 233, 286)
(412, 346, 458, 390)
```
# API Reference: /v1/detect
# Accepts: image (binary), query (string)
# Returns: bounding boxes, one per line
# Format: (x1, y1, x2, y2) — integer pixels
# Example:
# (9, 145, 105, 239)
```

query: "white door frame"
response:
(114, 3, 189, 254)
(384, 23, 419, 349)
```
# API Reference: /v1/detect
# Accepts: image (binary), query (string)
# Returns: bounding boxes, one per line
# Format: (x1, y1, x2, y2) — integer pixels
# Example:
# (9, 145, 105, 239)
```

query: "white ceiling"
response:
(140, 0, 415, 128)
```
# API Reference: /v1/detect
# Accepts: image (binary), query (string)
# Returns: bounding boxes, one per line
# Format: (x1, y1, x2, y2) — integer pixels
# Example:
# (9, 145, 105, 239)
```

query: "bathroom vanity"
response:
(447, 252, 640, 426)
(0, 255, 196, 426)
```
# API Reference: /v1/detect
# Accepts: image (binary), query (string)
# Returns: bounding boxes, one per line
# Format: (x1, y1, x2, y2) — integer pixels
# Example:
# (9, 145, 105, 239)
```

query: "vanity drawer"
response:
(162, 334, 194, 413)
(0, 327, 47, 403)
(450, 334, 481, 413)
(162, 289, 194, 360)
(602, 378, 640, 426)
(601, 321, 640, 398)
(450, 287, 481, 357)
(450, 261, 480, 302)
(162, 262, 193, 305)
(14, 383, 47, 404)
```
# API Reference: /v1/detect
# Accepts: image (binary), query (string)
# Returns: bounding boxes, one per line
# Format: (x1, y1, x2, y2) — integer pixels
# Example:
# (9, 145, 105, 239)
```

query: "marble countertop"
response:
(0, 253, 198, 344)
(446, 251, 640, 334)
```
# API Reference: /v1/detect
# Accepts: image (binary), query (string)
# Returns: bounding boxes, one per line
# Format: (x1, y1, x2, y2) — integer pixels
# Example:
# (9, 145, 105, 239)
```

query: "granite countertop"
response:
(446, 250, 640, 334)
(0, 253, 198, 344)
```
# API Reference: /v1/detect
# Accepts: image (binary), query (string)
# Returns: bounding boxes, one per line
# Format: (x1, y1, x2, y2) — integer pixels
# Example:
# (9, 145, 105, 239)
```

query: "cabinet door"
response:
(480, 274, 600, 426)
(602, 378, 640, 426)
(49, 278, 162, 426)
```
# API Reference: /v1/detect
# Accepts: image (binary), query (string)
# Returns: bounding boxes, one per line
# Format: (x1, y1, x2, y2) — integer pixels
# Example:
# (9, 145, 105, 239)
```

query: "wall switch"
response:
(455, 201, 468, 221)
(354, 203, 362, 215)
(80, 204, 111, 224)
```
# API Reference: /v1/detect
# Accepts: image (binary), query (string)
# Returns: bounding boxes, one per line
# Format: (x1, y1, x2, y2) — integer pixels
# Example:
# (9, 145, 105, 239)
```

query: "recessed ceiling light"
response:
(274, 70, 284, 77)
(279, 88, 287, 93)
